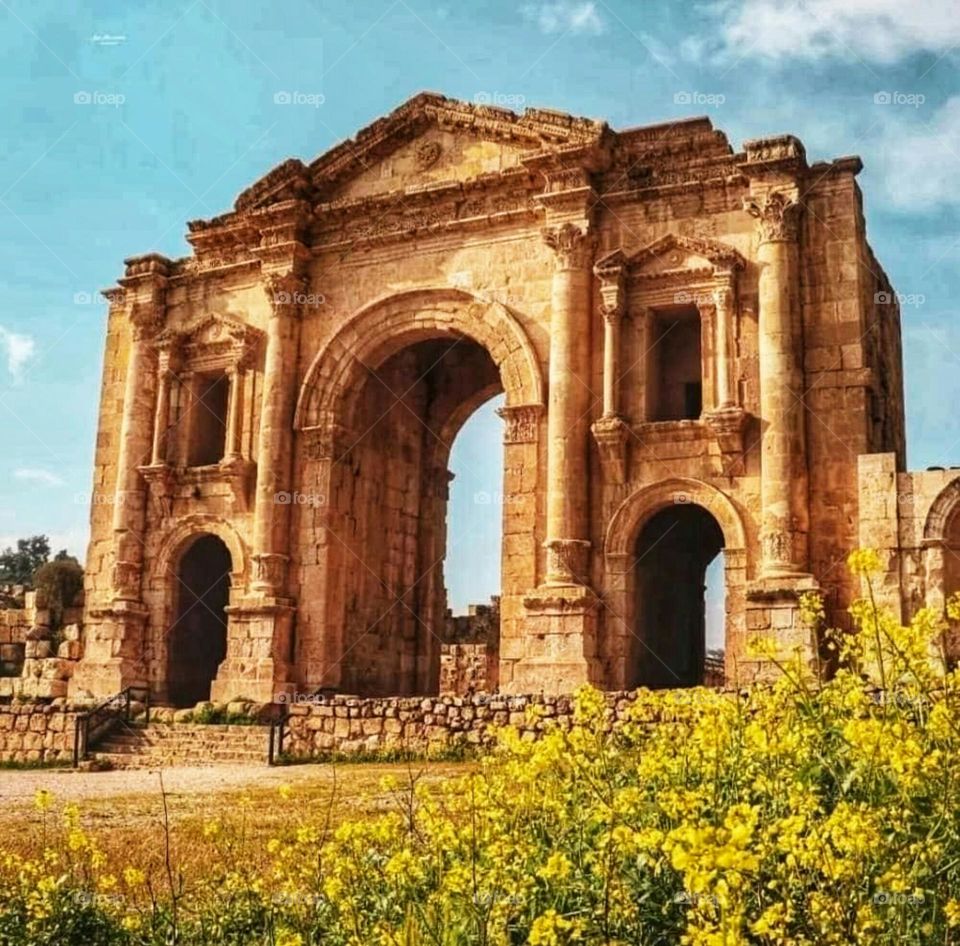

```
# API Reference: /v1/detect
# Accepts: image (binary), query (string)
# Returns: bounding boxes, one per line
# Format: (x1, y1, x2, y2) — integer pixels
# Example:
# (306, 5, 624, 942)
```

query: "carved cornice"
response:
(542, 222, 596, 272)
(743, 190, 802, 244)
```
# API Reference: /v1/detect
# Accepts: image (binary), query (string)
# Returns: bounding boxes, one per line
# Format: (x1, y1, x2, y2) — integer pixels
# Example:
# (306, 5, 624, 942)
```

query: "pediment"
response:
(157, 314, 263, 369)
(233, 92, 606, 211)
(628, 233, 744, 278)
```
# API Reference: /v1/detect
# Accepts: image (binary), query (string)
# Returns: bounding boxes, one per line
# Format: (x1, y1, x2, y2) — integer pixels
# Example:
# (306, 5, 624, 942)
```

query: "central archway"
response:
(292, 288, 544, 697)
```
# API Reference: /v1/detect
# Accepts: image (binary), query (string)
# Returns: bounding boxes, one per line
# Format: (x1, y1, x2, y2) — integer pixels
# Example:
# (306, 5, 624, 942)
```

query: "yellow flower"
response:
(33, 789, 53, 813)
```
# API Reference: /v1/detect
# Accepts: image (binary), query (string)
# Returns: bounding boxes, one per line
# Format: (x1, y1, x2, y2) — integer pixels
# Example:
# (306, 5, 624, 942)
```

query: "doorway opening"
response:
(167, 534, 231, 707)
(632, 503, 724, 688)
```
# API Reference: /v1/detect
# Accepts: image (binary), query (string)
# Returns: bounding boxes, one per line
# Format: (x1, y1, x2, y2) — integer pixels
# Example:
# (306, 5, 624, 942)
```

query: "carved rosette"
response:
(591, 415, 630, 484)
(544, 538, 591, 586)
(262, 271, 307, 317)
(542, 223, 596, 272)
(743, 191, 802, 244)
(496, 404, 543, 444)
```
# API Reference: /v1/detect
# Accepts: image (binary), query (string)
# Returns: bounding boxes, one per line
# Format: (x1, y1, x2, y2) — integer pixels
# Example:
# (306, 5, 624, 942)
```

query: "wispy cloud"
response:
(14, 468, 64, 487)
(874, 96, 960, 210)
(0, 327, 35, 382)
(522, 1, 604, 36)
(704, 0, 960, 63)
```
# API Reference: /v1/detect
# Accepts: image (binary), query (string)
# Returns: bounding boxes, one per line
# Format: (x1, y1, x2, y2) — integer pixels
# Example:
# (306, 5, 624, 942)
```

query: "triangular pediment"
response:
(157, 313, 262, 349)
(628, 233, 744, 277)
(234, 92, 606, 211)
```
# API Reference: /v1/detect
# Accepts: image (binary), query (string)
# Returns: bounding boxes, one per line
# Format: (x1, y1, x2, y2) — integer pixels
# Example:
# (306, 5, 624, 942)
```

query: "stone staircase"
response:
(91, 720, 271, 768)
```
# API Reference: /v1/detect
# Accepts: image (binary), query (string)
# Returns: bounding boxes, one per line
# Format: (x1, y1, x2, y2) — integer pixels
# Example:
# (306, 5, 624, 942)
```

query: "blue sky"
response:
(1, 0, 959, 614)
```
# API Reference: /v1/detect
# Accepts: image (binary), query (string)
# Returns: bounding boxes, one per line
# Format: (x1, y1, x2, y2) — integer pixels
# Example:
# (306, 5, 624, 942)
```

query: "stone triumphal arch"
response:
(68, 93, 946, 704)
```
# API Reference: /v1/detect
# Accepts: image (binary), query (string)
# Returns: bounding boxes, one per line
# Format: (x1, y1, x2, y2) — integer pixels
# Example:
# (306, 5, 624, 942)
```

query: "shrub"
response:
(3, 550, 960, 944)
(32, 557, 83, 633)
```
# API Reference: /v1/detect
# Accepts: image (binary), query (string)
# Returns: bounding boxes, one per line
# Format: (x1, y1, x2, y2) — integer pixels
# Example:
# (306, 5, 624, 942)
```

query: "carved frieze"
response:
(591, 415, 630, 484)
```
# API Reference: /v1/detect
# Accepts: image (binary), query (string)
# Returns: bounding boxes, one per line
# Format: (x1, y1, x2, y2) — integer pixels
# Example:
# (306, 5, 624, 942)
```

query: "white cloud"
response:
(708, 0, 960, 63)
(874, 96, 960, 210)
(522, 1, 604, 36)
(14, 468, 65, 487)
(0, 327, 35, 382)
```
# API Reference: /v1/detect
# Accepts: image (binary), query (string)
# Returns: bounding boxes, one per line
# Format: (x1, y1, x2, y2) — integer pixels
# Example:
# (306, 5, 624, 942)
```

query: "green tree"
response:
(32, 556, 84, 631)
(0, 535, 51, 586)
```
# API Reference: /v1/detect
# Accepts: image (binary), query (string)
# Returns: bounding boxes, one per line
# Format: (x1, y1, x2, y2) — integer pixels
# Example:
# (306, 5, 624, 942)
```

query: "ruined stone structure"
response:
(62, 93, 956, 706)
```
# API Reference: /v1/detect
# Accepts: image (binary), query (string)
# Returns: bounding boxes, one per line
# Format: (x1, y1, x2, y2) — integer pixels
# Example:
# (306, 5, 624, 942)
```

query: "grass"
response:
(0, 760, 474, 884)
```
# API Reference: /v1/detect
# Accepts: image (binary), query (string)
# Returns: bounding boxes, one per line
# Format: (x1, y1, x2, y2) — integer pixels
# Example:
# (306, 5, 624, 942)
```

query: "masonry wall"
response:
(0, 703, 81, 764)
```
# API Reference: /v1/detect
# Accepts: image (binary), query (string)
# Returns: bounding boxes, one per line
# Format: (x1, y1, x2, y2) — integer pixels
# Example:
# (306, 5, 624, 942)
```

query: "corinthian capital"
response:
(743, 191, 802, 244)
(262, 271, 307, 317)
(542, 222, 595, 272)
(129, 300, 164, 342)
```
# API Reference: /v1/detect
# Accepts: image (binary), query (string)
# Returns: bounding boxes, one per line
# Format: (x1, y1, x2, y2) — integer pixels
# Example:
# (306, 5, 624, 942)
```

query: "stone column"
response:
(542, 222, 595, 586)
(224, 365, 243, 462)
(111, 300, 163, 603)
(713, 282, 734, 409)
(251, 271, 304, 597)
(150, 350, 175, 466)
(745, 190, 809, 577)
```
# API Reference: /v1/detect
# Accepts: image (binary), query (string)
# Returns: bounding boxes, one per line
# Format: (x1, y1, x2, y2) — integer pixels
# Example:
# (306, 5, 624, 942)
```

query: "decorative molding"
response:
(591, 415, 630, 484)
(497, 403, 543, 444)
(155, 313, 263, 373)
(593, 249, 627, 320)
(262, 271, 308, 316)
(743, 191, 802, 244)
(139, 464, 177, 521)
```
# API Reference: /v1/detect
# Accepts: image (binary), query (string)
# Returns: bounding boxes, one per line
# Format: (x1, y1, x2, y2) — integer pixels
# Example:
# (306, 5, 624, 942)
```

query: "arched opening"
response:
(944, 509, 960, 666)
(329, 335, 503, 696)
(167, 534, 231, 707)
(632, 504, 724, 688)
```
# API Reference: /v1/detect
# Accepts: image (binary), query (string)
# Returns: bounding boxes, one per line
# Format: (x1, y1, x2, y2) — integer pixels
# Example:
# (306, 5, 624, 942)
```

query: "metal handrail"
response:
(73, 684, 150, 767)
(267, 708, 288, 765)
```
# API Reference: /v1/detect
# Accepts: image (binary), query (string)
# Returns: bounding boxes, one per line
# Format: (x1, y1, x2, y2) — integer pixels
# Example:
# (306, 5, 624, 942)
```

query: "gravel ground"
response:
(0, 762, 337, 806)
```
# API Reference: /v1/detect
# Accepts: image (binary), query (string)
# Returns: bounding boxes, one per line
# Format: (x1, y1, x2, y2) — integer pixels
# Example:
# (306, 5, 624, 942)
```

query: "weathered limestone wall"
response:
(0, 702, 81, 764)
(282, 691, 639, 757)
(0, 610, 28, 678)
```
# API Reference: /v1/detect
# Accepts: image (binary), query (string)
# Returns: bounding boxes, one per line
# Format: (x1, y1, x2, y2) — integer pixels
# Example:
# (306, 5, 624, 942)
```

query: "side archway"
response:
(146, 515, 248, 703)
(602, 478, 748, 690)
(922, 477, 960, 664)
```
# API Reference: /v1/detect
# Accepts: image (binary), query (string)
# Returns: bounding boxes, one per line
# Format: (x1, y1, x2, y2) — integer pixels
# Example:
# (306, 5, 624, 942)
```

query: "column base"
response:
(213, 596, 296, 704)
(505, 584, 602, 694)
(738, 574, 819, 684)
(68, 603, 149, 700)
